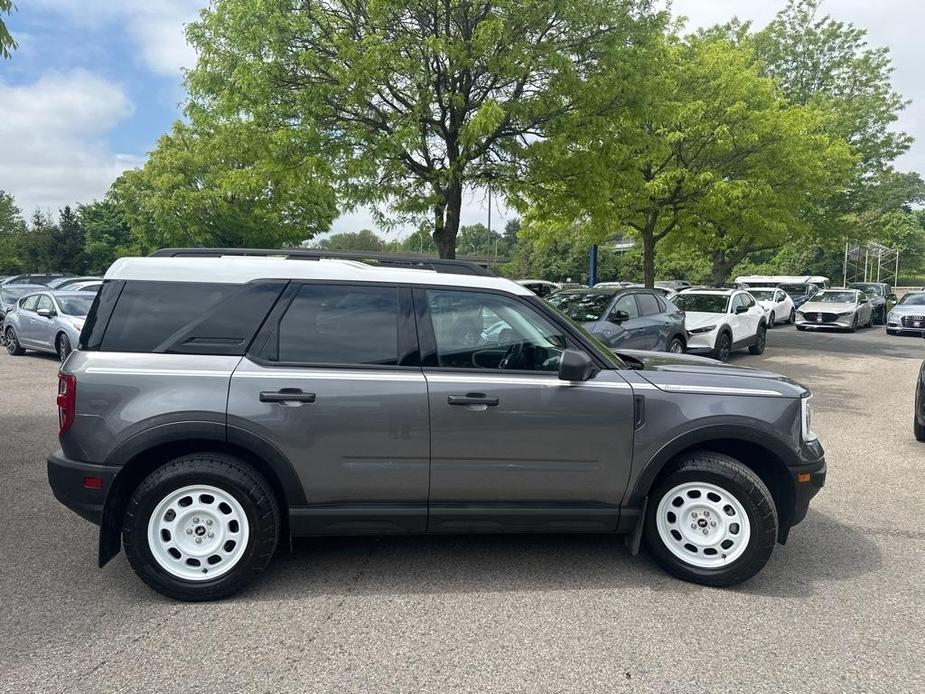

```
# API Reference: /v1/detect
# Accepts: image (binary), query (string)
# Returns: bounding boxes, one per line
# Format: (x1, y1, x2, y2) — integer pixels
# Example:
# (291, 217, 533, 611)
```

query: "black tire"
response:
(667, 336, 686, 354)
(916, 381, 925, 442)
(865, 312, 874, 329)
(644, 452, 778, 587)
(5, 327, 25, 355)
(915, 417, 925, 442)
(713, 331, 732, 362)
(768, 312, 776, 327)
(123, 453, 280, 601)
(788, 308, 796, 324)
(56, 333, 72, 363)
(748, 324, 767, 355)
(849, 314, 858, 333)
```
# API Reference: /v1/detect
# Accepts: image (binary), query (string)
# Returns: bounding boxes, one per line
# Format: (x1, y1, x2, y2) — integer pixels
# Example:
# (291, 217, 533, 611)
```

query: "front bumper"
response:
(47, 449, 118, 525)
(788, 455, 826, 529)
(685, 329, 718, 354)
(795, 317, 853, 330)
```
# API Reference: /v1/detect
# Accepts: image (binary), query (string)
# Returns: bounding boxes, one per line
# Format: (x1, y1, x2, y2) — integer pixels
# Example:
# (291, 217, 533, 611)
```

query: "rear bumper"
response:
(47, 449, 118, 525)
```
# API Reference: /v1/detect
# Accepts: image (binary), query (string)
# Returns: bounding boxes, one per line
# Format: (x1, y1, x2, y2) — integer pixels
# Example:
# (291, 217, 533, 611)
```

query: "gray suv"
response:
(48, 250, 826, 601)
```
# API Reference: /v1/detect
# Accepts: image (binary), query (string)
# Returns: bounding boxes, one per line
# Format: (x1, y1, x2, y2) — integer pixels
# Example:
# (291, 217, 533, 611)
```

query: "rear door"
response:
(633, 291, 666, 349)
(417, 287, 636, 532)
(598, 293, 647, 349)
(227, 282, 430, 535)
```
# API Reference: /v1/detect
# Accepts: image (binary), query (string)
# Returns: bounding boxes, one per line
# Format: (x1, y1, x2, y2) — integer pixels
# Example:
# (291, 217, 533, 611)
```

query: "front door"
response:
(227, 283, 430, 535)
(416, 288, 636, 533)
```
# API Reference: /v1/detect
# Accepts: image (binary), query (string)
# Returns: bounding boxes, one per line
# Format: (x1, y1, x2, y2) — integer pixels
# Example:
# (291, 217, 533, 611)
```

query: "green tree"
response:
(79, 199, 136, 274)
(314, 229, 388, 251)
(47, 206, 88, 274)
(17, 210, 55, 271)
(0, 189, 26, 272)
(1, 0, 17, 60)
(111, 120, 337, 252)
(186, 0, 666, 259)
(516, 36, 851, 286)
(400, 226, 438, 255)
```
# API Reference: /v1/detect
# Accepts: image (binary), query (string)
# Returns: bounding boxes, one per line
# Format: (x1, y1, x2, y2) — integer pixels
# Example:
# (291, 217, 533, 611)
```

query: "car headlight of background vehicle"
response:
(801, 394, 816, 442)
(688, 325, 717, 334)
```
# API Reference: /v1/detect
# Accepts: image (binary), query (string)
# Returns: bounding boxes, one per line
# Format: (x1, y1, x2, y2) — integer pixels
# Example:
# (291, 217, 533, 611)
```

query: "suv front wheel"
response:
(123, 453, 280, 601)
(644, 452, 778, 586)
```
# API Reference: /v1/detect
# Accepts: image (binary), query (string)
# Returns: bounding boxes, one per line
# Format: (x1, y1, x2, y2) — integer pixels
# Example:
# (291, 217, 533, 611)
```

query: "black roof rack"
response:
(149, 248, 495, 277)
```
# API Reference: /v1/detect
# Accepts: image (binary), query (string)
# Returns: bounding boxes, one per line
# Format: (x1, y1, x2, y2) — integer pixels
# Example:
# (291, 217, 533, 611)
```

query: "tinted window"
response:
(274, 284, 398, 365)
(56, 295, 94, 316)
(425, 289, 567, 371)
(101, 282, 235, 352)
(612, 293, 640, 319)
(635, 292, 661, 316)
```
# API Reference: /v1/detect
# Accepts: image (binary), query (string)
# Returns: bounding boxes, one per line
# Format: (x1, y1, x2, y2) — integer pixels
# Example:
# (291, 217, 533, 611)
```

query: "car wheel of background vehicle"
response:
(748, 324, 767, 355)
(915, 417, 925, 442)
(788, 309, 796, 324)
(768, 312, 776, 327)
(644, 452, 778, 587)
(667, 336, 685, 354)
(122, 453, 280, 601)
(5, 327, 25, 355)
(865, 312, 874, 329)
(713, 331, 732, 362)
(916, 382, 925, 442)
(849, 315, 858, 332)
(56, 333, 71, 363)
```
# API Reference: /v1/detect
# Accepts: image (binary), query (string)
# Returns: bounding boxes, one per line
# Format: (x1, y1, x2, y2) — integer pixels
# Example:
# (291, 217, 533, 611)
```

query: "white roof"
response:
(680, 288, 737, 296)
(105, 256, 531, 295)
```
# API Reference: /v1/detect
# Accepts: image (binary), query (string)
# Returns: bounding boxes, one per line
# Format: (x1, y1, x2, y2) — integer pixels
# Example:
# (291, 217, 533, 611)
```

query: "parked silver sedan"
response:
(795, 289, 874, 332)
(4, 291, 94, 361)
(886, 291, 925, 336)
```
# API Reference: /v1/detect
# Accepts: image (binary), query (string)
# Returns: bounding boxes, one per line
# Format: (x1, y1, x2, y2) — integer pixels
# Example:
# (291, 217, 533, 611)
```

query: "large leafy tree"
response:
(78, 199, 136, 274)
(112, 120, 337, 251)
(516, 36, 851, 286)
(1, 0, 16, 60)
(186, 0, 666, 258)
(0, 189, 26, 272)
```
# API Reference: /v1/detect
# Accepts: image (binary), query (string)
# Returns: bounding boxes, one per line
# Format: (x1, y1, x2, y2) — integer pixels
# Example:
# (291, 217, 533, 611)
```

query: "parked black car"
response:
(549, 287, 687, 352)
(847, 282, 894, 325)
(778, 283, 820, 309)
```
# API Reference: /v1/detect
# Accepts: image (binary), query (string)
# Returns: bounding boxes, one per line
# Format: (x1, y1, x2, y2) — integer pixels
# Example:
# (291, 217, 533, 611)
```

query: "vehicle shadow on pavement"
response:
(243, 507, 878, 601)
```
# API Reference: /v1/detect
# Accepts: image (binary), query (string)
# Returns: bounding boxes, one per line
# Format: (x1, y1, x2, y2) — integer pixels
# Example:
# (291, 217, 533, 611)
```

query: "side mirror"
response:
(735, 305, 748, 314)
(37, 307, 54, 318)
(609, 310, 630, 323)
(558, 349, 595, 382)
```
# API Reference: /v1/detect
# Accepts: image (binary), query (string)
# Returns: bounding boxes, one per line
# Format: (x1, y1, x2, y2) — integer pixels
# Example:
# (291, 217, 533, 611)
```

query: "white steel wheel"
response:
(146, 484, 250, 581)
(654, 481, 751, 569)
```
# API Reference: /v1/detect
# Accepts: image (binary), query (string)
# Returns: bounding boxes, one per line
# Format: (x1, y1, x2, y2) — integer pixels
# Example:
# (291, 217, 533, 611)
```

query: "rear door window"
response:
(635, 292, 661, 316)
(271, 284, 400, 366)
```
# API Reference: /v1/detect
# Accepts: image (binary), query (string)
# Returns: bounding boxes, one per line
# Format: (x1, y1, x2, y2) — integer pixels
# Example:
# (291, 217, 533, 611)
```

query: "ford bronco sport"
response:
(47, 249, 826, 601)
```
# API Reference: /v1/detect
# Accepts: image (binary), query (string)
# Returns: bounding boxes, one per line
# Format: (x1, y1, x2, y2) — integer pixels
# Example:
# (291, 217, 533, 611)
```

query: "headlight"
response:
(801, 395, 816, 442)
(688, 325, 716, 334)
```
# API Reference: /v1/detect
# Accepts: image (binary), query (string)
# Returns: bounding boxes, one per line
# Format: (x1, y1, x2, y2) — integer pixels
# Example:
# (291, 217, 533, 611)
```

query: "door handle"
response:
(448, 393, 499, 407)
(259, 388, 316, 403)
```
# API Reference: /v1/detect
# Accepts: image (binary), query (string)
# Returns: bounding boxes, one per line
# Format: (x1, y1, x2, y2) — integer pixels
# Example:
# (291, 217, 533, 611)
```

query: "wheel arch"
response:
(98, 426, 304, 567)
(633, 428, 797, 544)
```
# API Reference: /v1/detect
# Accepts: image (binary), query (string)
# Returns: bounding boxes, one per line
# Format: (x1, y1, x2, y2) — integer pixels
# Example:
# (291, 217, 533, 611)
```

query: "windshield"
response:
(673, 293, 729, 313)
(56, 295, 94, 316)
(849, 283, 884, 296)
(811, 291, 857, 304)
(779, 284, 808, 295)
(548, 292, 613, 322)
(897, 292, 925, 306)
(1, 287, 38, 303)
(748, 290, 775, 300)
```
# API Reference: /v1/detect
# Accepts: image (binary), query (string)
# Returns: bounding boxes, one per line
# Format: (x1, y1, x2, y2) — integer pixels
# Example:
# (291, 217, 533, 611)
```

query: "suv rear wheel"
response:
(748, 324, 767, 355)
(123, 453, 280, 601)
(644, 452, 778, 586)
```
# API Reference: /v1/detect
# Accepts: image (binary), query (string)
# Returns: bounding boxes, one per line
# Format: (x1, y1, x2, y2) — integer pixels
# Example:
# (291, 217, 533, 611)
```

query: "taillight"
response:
(57, 374, 77, 435)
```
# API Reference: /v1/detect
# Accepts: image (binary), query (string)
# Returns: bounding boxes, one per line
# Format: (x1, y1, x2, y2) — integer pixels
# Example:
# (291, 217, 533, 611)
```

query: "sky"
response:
(1, 0, 924, 239)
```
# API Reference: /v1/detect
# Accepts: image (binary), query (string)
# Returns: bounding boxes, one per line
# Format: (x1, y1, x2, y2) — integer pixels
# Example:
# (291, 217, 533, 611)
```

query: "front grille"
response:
(901, 315, 925, 328)
(803, 312, 839, 323)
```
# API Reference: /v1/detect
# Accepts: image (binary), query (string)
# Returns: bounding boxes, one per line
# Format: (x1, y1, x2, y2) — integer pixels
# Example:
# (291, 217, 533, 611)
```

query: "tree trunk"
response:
(711, 251, 732, 285)
(432, 176, 463, 259)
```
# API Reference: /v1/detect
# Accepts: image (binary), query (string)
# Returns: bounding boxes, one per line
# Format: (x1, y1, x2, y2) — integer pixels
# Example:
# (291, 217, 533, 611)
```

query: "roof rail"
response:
(149, 248, 495, 277)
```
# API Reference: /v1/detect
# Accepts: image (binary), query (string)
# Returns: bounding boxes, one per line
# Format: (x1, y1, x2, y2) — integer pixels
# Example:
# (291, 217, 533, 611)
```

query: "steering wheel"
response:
(498, 341, 524, 370)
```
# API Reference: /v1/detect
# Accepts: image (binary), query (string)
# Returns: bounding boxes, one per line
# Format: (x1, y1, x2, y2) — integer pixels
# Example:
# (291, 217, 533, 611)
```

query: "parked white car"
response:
(746, 287, 796, 326)
(672, 289, 768, 361)
(516, 279, 561, 298)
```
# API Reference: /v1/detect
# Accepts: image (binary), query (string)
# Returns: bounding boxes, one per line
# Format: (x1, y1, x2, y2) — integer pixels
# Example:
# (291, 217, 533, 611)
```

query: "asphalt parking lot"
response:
(1, 326, 923, 693)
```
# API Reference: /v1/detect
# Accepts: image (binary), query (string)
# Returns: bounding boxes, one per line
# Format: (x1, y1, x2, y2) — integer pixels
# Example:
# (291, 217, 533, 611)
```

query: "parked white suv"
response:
(673, 289, 768, 361)
(745, 287, 796, 326)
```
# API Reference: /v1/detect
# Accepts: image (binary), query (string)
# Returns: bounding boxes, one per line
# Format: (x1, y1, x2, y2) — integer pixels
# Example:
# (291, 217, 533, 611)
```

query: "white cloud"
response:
(33, 0, 201, 75)
(0, 71, 143, 215)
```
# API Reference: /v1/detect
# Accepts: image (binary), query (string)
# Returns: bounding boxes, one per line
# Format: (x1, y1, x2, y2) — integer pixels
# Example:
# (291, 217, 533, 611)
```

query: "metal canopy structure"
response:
(843, 241, 900, 286)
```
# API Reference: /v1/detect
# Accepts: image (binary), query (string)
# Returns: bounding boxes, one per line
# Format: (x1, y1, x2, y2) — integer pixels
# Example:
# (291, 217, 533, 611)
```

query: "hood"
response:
(799, 301, 856, 314)
(613, 349, 807, 397)
(890, 303, 925, 316)
(683, 311, 724, 330)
